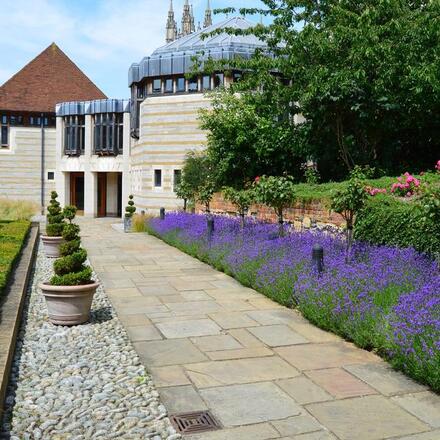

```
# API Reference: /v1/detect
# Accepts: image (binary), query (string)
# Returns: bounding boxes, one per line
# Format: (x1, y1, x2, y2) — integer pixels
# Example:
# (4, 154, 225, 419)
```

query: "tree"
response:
(331, 167, 369, 261)
(223, 187, 255, 228)
(199, 80, 303, 188)
(175, 180, 192, 212)
(205, 1, 439, 180)
(254, 175, 296, 235)
(178, 152, 217, 213)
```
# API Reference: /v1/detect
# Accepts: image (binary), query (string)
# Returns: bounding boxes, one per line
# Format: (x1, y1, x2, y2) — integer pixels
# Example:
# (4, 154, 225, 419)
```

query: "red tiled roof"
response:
(0, 43, 107, 113)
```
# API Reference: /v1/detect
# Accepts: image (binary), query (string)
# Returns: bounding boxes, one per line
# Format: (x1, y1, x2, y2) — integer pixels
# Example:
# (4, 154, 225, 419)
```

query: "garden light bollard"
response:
(160, 207, 165, 220)
(312, 244, 324, 274)
(207, 216, 215, 242)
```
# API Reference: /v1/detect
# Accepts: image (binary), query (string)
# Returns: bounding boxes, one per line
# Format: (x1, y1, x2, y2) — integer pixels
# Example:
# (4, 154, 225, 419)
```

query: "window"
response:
(214, 73, 224, 88)
(188, 77, 198, 93)
(153, 79, 162, 93)
(154, 169, 162, 187)
(64, 115, 85, 155)
(165, 78, 173, 93)
(173, 169, 182, 191)
(1, 115, 8, 147)
(47, 171, 55, 180)
(94, 113, 124, 155)
(233, 72, 243, 82)
(9, 115, 23, 126)
(30, 116, 40, 126)
(202, 75, 211, 91)
(137, 83, 146, 99)
(1, 125, 8, 147)
(176, 77, 185, 92)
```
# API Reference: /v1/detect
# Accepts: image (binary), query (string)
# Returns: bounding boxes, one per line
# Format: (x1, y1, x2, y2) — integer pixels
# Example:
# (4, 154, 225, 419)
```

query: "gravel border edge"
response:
(0, 223, 39, 415)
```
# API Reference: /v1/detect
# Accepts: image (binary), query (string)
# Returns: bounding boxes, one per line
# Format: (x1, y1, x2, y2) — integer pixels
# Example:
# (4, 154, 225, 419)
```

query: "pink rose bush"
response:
(391, 172, 421, 197)
(366, 186, 387, 196)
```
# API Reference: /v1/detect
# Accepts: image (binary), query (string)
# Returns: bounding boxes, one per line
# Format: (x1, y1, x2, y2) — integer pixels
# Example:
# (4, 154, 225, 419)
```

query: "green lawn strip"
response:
(0, 220, 31, 297)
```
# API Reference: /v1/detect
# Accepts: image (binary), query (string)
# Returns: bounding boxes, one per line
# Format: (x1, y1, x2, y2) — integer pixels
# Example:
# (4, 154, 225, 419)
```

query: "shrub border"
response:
(0, 222, 39, 416)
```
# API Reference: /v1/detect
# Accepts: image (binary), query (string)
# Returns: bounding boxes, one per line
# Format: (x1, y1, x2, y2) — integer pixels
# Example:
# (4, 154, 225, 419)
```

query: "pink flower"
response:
(436, 160, 440, 171)
(406, 192, 412, 197)
(404, 172, 410, 177)
(255, 176, 260, 183)
(397, 177, 402, 182)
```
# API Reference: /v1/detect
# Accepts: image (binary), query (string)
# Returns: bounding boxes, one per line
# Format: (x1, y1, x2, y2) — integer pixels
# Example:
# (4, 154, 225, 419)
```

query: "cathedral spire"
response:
(203, 0, 213, 28)
(181, 0, 192, 36)
(190, 5, 196, 33)
(165, 0, 177, 43)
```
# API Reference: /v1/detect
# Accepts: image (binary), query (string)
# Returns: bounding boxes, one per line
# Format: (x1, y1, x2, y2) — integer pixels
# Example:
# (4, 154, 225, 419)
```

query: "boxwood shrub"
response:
(0, 220, 31, 297)
(355, 195, 439, 258)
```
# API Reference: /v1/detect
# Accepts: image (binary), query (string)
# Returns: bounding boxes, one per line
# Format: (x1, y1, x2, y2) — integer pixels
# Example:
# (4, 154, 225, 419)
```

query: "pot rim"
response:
(41, 235, 64, 242)
(39, 281, 99, 293)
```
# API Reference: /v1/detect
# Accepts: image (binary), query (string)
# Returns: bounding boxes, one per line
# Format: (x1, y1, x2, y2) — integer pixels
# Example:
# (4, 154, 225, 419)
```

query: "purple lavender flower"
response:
(147, 212, 439, 391)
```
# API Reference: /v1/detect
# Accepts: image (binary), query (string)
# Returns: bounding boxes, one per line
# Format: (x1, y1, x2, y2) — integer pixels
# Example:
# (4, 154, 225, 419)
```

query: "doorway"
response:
(70, 172, 84, 214)
(117, 173, 123, 217)
(97, 173, 107, 217)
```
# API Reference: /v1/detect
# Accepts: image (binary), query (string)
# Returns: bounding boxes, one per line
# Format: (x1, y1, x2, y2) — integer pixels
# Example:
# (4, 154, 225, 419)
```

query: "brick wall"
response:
(196, 193, 345, 229)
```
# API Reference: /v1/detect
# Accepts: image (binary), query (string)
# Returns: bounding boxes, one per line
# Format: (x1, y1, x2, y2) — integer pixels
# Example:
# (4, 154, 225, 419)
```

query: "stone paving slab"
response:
(305, 368, 378, 399)
(199, 382, 302, 426)
(307, 395, 429, 440)
(391, 392, 440, 428)
(80, 219, 440, 440)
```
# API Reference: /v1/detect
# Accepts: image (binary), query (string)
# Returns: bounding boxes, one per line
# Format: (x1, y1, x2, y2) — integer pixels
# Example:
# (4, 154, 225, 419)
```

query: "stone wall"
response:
(197, 193, 345, 229)
(0, 127, 56, 211)
(131, 94, 210, 213)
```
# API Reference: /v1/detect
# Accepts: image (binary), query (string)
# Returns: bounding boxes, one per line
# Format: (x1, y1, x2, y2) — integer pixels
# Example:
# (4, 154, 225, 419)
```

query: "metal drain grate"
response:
(170, 410, 221, 434)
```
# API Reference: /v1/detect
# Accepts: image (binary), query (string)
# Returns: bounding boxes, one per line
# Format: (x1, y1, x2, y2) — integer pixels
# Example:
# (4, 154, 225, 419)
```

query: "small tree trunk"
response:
(240, 210, 245, 229)
(277, 209, 284, 237)
(345, 214, 354, 263)
(183, 198, 187, 212)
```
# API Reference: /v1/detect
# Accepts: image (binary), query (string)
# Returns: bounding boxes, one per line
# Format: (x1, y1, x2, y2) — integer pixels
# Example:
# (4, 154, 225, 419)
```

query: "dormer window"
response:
(176, 77, 186, 92)
(64, 115, 85, 156)
(94, 113, 123, 156)
(188, 77, 198, 93)
(165, 78, 174, 93)
(214, 73, 224, 88)
(202, 75, 211, 91)
(153, 79, 162, 93)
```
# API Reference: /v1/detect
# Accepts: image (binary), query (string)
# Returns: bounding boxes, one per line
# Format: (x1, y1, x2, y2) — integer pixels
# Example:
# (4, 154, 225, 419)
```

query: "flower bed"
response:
(147, 213, 439, 391)
(0, 220, 31, 297)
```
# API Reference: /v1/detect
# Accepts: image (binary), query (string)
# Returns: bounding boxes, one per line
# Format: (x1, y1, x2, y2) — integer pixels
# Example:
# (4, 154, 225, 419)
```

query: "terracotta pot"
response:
(39, 282, 99, 325)
(41, 235, 64, 258)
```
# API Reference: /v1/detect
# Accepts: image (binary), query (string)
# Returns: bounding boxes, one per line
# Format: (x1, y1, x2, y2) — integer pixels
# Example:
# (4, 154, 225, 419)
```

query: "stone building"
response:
(1, 4, 267, 218)
(126, 15, 267, 213)
(0, 44, 106, 212)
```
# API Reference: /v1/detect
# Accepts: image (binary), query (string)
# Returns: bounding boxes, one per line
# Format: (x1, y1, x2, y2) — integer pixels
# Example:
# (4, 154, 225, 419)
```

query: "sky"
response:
(0, 0, 263, 98)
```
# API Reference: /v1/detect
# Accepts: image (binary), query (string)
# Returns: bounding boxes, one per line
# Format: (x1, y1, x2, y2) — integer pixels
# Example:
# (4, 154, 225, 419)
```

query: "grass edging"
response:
(0, 223, 39, 416)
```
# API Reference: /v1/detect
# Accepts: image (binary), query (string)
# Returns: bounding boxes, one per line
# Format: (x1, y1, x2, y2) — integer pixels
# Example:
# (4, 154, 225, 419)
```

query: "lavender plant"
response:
(146, 212, 439, 391)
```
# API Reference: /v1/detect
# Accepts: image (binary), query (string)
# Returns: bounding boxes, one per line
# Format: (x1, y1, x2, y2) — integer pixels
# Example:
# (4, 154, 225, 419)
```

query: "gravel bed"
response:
(1, 241, 181, 440)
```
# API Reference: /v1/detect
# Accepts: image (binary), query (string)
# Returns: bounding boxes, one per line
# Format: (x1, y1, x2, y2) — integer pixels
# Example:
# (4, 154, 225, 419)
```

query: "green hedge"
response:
(0, 220, 31, 297)
(355, 196, 439, 258)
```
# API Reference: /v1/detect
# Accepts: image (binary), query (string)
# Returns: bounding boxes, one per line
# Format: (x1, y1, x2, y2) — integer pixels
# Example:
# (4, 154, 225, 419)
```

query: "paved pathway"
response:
(81, 218, 440, 440)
